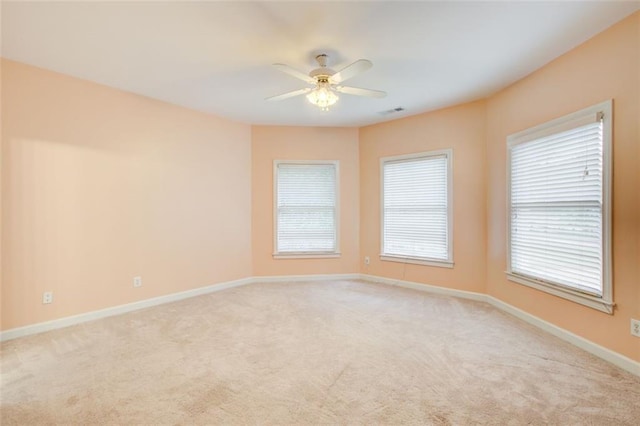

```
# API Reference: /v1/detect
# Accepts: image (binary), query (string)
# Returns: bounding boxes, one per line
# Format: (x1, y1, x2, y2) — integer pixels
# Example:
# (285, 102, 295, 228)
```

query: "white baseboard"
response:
(357, 274, 639, 377)
(360, 273, 487, 302)
(252, 273, 361, 283)
(0, 277, 253, 342)
(0, 274, 358, 342)
(2, 272, 638, 377)
(487, 296, 640, 377)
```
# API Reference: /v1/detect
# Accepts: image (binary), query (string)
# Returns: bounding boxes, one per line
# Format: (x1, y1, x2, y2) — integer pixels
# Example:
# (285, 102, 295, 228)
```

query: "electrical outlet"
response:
(631, 319, 640, 338)
(133, 276, 142, 288)
(364, 256, 370, 265)
(42, 291, 53, 304)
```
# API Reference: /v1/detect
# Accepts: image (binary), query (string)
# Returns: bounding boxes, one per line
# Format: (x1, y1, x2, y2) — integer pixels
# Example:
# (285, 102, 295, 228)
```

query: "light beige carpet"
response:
(1, 280, 639, 425)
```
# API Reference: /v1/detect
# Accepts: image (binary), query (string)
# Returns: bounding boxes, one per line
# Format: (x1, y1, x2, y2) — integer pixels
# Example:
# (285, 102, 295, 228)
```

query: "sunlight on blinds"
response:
(510, 120, 603, 295)
(276, 163, 337, 253)
(383, 154, 449, 261)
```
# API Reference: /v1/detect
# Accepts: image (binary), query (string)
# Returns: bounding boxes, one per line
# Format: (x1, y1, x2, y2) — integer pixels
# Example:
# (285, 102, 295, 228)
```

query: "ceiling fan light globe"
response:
(306, 87, 339, 110)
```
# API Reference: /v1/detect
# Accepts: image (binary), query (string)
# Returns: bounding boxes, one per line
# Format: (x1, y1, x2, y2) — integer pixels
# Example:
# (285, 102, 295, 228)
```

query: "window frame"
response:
(506, 100, 613, 314)
(272, 159, 340, 259)
(379, 149, 454, 268)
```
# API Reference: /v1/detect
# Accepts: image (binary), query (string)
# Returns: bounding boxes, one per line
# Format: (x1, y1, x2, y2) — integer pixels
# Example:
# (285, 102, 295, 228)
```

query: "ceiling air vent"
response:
(378, 107, 405, 116)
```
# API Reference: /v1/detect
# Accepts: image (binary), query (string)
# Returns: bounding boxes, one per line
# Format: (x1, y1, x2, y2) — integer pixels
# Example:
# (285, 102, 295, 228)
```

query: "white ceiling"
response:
(2, 1, 639, 127)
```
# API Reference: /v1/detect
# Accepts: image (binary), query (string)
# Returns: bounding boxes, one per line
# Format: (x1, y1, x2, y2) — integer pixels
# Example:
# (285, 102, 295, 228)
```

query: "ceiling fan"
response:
(266, 54, 386, 111)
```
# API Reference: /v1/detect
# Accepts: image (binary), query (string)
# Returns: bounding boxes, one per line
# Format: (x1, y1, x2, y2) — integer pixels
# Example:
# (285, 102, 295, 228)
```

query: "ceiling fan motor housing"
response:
(309, 53, 336, 81)
(309, 68, 335, 81)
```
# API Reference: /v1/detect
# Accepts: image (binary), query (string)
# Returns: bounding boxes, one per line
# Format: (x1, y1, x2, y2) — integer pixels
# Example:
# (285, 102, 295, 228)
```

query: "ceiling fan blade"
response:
(330, 59, 372, 84)
(265, 87, 312, 101)
(335, 85, 386, 98)
(272, 63, 315, 84)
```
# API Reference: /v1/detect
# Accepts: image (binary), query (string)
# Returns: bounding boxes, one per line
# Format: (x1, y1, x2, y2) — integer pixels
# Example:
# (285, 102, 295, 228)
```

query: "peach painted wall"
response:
(1, 59, 252, 331)
(252, 126, 359, 276)
(486, 13, 640, 361)
(2, 12, 638, 366)
(359, 101, 487, 293)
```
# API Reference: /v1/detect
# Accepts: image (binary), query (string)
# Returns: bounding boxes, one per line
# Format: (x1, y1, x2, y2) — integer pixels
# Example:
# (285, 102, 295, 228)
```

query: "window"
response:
(381, 150, 453, 267)
(274, 161, 339, 257)
(507, 100, 612, 313)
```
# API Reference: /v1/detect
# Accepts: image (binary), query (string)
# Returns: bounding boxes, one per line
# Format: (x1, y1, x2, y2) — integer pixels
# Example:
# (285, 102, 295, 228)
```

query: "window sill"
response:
(505, 272, 614, 314)
(380, 254, 453, 269)
(273, 253, 341, 259)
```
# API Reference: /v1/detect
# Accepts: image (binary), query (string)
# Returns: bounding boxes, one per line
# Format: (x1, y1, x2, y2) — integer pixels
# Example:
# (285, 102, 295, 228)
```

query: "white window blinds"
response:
(382, 152, 451, 262)
(509, 114, 605, 296)
(275, 162, 337, 254)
